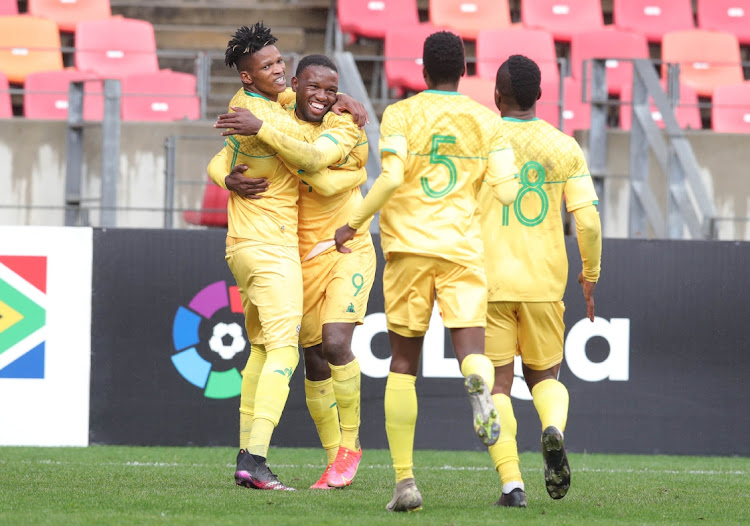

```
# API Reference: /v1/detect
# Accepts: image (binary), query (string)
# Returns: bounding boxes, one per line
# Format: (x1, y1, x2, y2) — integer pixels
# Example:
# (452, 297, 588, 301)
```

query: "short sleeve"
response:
(378, 104, 408, 162)
(563, 139, 599, 212)
(484, 118, 518, 186)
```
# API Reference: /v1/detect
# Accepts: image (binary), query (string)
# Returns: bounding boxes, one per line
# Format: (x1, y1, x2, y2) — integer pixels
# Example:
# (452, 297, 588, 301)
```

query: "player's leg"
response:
(485, 301, 526, 508)
(519, 301, 570, 499)
(234, 243, 302, 491)
(303, 344, 339, 489)
(382, 253, 431, 512)
(239, 343, 266, 448)
(300, 257, 340, 489)
(318, 239, 376, 487)
(437, 259, 500, 446)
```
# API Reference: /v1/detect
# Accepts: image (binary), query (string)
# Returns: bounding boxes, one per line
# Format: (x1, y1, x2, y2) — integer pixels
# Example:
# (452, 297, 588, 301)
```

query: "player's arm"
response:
(300, 167, 367, 197)
(206, 145, 269, 199)
(564, 141, 602, 321)
(484, 123, 520, 205)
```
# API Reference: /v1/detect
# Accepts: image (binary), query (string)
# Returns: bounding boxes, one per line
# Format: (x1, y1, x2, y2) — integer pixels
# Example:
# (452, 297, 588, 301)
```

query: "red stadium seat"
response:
(476, 28, 559, 86)
(613, 0, 694, 44)
(521, 0, 604, 42)
(712, 82, 750, 132)
(75, 17, 159, 78)
(0, 71, 11, 118)
(570, 29, 650, 96)
(384, 24, 450, 93)
(661, 30, 743, 98)
(619, 80, 702, 130)
(338, 0, 419, 40)
(535, 76, 590, 135)
(183, 179, 229, 228)
(0, 15, 64, 84)
(697, 0, 750, 45)
(121, 70, 199, 122)
(0, 0, 18, 15)
(429, 0, 512, 40)
(458, 76, 498, 113)
(23, 69, 104, 120)
(28, 0, 111, 33)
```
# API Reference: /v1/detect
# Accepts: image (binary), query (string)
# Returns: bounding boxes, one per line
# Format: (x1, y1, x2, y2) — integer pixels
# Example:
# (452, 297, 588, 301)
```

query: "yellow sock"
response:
(239, 344, 266, 449)
(385, 372, 417, 483)
(460, 353, 495, 391)
(330, 358, 361, 451)
(305, 377, 341, 464)
(488, 393, 523, 490)
(531, 378, 569, 432)
(247, 345, 299, 457)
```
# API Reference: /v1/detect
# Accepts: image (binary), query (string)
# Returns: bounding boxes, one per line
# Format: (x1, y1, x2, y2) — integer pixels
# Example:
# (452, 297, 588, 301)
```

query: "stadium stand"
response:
(75, 17, 159, 78)
(338, 0, 419, 40)
(121, 69, 199, 122)
(619, 80, 702, 130)
(458, 76, 498, 113)
(535, 76, 590, 135)
(0, 0, 17, 16)
(28, 0, 111, 33)
(429, 0, 512, 40)
(0, 15, 64, 84)
(661, 29, 743, 98)
(476, 28, 559, 86)
(183, 179, 230, 228)
(712, 82, 750, 132)
(0, 70, 11, 118)
(384, 23, 449, 93)
(570, 28, 650, 96)
(697, 0, 750, 45)
(23, 69, 104, 120)
(612, 0, 695, 43)
(521, 0, 604, 42)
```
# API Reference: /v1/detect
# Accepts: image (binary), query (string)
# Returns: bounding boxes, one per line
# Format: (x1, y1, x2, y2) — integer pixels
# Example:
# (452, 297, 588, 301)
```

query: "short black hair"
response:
(225, 22, 278, 69)
(496, 55, 541, 111)
(296, 54, 338, 77)
(423, 31, 465, 84)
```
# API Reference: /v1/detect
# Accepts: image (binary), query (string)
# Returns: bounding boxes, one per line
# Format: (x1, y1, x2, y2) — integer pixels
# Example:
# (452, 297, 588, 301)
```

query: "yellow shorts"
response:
(383, 253, 487, 337)
(300, 234, 376, 348)
(485, 301, 565, 370)
(225, 240, 302, 351)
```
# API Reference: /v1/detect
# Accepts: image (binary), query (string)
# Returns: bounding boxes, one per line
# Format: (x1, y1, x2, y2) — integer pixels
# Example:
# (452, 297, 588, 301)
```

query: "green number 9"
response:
(352, 273, 364, 297)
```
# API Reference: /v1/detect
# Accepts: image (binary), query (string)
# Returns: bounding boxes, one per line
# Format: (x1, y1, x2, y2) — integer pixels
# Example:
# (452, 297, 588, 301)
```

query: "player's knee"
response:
(303, 345, 331, 380)
(322, 333, 354, 365)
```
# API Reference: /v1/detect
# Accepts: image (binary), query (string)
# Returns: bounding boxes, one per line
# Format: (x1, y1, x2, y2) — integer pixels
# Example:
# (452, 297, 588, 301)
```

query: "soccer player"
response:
(215, 54, 375, 490)
(334, 31, 519, 512)
(478, 54, 601, 508)
(206, 24, 364, 492)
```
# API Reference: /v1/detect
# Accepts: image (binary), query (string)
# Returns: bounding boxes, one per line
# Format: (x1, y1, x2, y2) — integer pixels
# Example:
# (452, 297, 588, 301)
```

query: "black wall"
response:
(90, 229, 750, 456)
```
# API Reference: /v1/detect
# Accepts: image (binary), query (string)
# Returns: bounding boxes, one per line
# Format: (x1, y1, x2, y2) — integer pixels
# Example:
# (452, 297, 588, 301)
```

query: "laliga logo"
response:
(352, 305, 630, 400)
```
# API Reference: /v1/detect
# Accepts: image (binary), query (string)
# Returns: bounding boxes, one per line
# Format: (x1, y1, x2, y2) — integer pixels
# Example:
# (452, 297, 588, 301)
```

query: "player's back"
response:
(221, 88, 304, 245)
(479, 117, 596, 301)
(379, 90, 507, 269)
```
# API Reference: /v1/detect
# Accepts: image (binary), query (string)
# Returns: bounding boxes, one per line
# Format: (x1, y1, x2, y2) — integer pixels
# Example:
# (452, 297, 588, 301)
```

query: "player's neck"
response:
(426, 81, 459, 92)
(501, 107, 536, 121)
(242, 83, 278, 102)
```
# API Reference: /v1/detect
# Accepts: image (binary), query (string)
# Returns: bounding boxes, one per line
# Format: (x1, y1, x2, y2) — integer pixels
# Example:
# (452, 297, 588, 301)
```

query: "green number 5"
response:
(422, 134, 457, 198)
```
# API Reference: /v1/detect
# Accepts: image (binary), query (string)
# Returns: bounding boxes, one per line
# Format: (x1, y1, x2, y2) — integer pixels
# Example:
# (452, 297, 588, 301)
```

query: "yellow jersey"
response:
(478, 117, 599, 301)
(371, 90, 517, 269)
(289, 110, 370, 261)
(206, 88, 304, 246)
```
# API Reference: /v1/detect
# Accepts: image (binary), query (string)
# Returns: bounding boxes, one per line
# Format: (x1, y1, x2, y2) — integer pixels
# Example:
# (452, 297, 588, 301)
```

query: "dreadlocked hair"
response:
(225, 22, 278, 69)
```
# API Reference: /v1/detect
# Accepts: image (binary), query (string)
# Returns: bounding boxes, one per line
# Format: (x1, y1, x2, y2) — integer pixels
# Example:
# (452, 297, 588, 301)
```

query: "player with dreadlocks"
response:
(333, 30, 520, 512)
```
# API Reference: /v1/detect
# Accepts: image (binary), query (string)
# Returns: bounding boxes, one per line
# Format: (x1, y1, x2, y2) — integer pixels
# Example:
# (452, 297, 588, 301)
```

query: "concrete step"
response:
(111, 2, 328, 30)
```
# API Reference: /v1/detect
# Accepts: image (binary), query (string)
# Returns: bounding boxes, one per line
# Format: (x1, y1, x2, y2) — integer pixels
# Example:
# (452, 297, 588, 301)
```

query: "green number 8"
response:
(502, 160, 549, 227)
(352, 273, 364, 297)
(422, 134, 457, 198)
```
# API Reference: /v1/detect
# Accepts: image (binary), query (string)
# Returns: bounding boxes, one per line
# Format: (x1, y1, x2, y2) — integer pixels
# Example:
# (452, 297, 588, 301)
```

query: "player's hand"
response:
(578, 272, 596, 322)
(334, 224, 357, 253)
(331, 94, 369, 128)
(224, 164, 269, 199)
(214, 107, 263, 136)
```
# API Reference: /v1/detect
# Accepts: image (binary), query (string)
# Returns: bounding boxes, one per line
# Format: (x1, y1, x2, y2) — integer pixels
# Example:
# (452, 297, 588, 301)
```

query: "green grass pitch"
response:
(0, 446, 748, 525)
